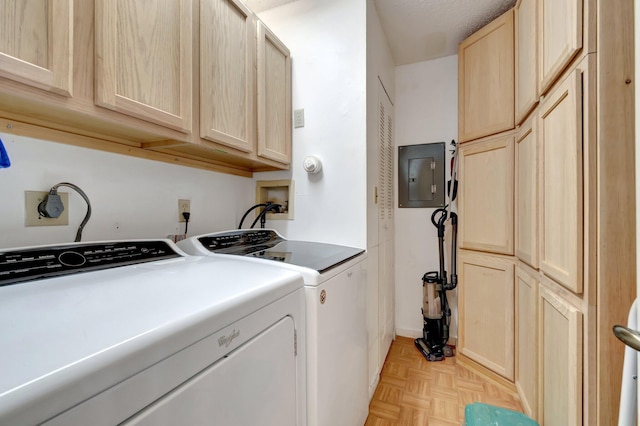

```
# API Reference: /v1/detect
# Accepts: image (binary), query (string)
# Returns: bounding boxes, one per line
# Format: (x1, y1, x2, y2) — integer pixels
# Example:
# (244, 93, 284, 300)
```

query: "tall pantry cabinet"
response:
(457, 9, 516, 382)
(457, 0, 635, 424)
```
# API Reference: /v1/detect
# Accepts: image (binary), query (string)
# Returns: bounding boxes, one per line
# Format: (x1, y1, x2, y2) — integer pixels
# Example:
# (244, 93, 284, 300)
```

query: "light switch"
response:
(294, 109, 304, 128)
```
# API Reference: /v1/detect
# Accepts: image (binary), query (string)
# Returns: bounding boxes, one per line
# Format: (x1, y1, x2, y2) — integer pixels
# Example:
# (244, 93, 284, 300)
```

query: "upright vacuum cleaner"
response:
(415, 140, 458, 362)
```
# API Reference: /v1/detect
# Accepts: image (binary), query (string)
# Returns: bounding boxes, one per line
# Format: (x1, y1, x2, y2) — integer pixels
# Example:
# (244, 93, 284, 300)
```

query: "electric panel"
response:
(398, 142, 445, 208)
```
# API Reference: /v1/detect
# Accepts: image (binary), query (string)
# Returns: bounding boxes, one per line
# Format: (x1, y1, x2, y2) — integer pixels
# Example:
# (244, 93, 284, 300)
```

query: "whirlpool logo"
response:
(218, 329, 240, 348)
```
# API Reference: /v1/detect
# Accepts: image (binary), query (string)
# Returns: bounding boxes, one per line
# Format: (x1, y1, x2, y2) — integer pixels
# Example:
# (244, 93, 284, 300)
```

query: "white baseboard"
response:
(395, 327, 422, 338)
(368, 375, 380, 401)
(395, 327, 458, 346)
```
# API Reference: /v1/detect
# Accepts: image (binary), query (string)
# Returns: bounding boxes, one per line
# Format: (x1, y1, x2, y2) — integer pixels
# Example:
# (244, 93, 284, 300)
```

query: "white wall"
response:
(394, 55, 458, 338)
(253, 0, 368, 249)
(0, 133, 255, 249)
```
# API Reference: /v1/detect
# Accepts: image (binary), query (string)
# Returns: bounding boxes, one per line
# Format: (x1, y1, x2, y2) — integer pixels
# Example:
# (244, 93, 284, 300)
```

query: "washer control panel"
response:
(198, 230, 283, 254)
(0, 241, 181, 286)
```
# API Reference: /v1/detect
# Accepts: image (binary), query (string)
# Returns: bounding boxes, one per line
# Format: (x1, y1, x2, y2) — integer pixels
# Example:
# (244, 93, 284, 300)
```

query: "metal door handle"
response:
(613, 325, 640, 352)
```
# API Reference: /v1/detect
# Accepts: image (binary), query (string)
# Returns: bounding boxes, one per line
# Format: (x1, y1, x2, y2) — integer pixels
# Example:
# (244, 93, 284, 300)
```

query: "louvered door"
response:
(377, 81, 395, 366)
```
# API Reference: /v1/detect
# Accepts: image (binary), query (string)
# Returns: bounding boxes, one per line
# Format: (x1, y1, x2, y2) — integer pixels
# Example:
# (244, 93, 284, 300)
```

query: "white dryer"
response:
(179, 229, 368, 426)
(0, 239, 306, 426)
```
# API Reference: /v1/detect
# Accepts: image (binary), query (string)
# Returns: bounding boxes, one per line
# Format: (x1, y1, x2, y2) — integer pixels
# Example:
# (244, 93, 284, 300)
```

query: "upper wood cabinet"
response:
(459, 133, 515, 255)
(515, 115, 538, 268)
(538, 0, 582, 95)
(0, 0, 292, 175)
(538, 67, 584, 294)
(515, 0, 538, 124)
(257, 22, 291, 165)
(459, 250, 515, 380)
(458, 10, 514, 143)
(94, 0, 193, 133)
(0, 0, 73, 96)
(200, 0, 255, 153)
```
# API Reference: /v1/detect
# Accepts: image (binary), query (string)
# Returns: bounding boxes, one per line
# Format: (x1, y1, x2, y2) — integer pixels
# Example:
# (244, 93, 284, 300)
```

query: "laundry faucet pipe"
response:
(250, 203, 282, 229)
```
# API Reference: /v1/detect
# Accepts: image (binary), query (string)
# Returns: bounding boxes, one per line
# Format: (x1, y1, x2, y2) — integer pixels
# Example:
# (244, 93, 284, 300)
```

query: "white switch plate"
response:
(294, 109, 304, 128)
(25, 191, 69, 226)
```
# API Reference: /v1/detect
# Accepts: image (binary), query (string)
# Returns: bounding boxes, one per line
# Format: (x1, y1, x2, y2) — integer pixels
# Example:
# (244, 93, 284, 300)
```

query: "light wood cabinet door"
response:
(539, 0, 582, 94)
(95, 0, 192, 132)
(0, 0, 72, 96)
(538, 69, 583, 293)
(257, 22, 291, 165)
(515, 116, 538, 268)
(538, 284, 582, 425)
(459, 134, 514, 255)
(515, 0, 538, 124)
(515, 265, 537, 419)
(458, 10, 514, 142)
(459, 251, 514, 380)
(200, 0, 255, 153)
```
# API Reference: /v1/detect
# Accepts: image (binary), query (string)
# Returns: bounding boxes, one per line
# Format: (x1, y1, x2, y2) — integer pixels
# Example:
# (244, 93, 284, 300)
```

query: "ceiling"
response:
(373, 0, 517, 65)
(245, 0, 517, 65)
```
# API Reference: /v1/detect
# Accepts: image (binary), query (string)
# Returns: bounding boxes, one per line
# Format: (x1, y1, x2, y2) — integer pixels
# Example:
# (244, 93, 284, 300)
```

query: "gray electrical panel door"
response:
(398, 142, 445, 208)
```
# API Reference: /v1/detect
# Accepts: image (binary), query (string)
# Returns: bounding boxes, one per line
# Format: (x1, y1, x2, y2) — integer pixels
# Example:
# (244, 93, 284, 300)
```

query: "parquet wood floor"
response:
(365, 337, 524, 425)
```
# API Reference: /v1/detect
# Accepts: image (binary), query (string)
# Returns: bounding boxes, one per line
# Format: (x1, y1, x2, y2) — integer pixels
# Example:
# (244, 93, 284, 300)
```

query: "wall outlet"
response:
(25, 191, 69, 226)
(178, 199, 190, 222)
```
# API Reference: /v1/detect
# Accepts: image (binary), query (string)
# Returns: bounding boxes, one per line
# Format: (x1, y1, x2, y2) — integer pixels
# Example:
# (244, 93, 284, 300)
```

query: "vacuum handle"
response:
(447, 212, 458, 290)
(450, 212, 457, 277)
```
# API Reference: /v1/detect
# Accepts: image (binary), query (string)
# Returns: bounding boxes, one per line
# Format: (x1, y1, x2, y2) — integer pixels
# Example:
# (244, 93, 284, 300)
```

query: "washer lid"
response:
(246, 240, 364, 273)
(191, 230, 364, 273)
(0, 251, 303, 425)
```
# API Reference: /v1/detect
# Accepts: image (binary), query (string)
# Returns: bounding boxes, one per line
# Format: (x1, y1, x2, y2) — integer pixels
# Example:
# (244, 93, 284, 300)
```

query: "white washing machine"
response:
(0, 239, 306, 426)
(178, 229, 368, 426)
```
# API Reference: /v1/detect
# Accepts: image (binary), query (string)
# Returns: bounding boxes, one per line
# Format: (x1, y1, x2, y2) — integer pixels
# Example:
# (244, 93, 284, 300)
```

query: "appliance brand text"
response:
(218, 329, 240, 348)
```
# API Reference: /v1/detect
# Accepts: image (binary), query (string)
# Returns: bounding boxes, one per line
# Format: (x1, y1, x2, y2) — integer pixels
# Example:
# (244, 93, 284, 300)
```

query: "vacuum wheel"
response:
(443, 345, 455, 357)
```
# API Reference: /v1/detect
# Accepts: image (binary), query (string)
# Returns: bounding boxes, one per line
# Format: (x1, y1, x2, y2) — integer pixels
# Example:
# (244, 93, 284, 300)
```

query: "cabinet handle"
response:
(613, 325, 640, 352)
